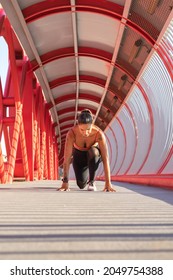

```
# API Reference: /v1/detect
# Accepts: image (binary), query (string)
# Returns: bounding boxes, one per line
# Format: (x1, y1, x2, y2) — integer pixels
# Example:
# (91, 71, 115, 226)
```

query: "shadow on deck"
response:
(0, 180, 173, 260)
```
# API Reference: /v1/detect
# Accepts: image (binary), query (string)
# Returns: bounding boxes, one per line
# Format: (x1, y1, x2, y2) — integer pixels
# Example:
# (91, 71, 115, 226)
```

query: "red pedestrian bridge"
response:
(0, 0, 172, 260)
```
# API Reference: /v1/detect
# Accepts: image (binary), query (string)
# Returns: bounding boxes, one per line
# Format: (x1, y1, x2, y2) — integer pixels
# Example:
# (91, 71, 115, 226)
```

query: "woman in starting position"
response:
(57, 109, 116, 192)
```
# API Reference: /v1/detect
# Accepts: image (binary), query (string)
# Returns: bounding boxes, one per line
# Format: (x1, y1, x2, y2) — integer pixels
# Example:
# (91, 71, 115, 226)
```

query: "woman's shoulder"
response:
(92, 125, 105, 140)
(92, 124, 103, 134)
(69, 125, 78, 135)
(67, 126, 77, 140)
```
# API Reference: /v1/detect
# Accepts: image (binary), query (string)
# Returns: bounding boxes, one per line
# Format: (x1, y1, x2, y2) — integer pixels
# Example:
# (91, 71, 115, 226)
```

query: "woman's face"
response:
(78, 124, 92, 137)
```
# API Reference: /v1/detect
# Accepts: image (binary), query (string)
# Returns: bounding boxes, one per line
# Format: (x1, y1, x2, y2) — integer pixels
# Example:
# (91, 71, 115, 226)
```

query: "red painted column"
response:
(44, 144, 48, 179)
(22, 63, 34, 181)
(39, 95, 46, 180)
(34, 87, 41, 180)
(0, 144, 6, 183)
(5, 18, 22, 182)
(20, 120, 30, 181)
(53, 135, 58, 180)
(0, 12, 59, 183)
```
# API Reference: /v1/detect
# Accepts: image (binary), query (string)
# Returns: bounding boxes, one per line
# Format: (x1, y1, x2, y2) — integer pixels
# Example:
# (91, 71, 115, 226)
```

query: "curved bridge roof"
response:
(1, 0, 172, 167)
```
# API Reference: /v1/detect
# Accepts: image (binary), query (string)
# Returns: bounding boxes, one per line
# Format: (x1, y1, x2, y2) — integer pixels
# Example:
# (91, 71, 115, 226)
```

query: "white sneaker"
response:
(87, 182, 97, 191)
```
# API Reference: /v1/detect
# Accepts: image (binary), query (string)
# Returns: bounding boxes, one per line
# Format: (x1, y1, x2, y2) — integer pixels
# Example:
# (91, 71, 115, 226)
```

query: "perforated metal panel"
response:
(106, 18, 173, 180)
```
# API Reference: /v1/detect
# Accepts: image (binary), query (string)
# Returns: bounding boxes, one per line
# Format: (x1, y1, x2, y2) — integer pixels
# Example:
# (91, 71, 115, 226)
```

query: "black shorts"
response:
(72, 146, 102, 188)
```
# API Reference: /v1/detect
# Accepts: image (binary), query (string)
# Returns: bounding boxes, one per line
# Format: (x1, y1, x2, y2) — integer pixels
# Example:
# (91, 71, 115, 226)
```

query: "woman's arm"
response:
(97, 131, 116, 192)
(57, 130, 74, 191)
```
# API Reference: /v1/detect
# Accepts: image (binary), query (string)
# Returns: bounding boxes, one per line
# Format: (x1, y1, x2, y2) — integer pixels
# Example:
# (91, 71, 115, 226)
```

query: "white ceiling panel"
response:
(1, 0, 172, 166)
(27, 13, 73, 55)
(52, 83, 77, 98)
(78, 99, 98, 109)
(79, 83, 104, 97)
(60, 120, 74, 127)
(77, 12, 120, 52)
(44, 57, 76, 81)
(18, 0, 43, 9)
(58, 112, 75, 121)
(79, 57, 110, 79)
(56, 100, 75, 111)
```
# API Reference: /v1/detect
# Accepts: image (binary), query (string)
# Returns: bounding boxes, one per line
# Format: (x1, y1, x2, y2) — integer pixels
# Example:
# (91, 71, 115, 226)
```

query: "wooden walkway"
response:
(0, 180, 173, 260)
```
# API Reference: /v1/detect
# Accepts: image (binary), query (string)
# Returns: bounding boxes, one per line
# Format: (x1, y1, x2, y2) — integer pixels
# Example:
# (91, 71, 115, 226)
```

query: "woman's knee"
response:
(88, 146, 100, 159)
(77, 180, 87, 189)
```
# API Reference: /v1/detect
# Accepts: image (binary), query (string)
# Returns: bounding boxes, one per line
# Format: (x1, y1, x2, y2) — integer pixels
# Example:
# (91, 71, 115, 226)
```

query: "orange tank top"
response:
(71, 128, 99, 151)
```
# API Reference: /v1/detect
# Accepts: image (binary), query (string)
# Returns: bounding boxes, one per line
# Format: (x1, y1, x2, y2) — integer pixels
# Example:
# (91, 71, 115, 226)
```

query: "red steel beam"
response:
(22, 1, 156, 47)
(22, 0, 123, 23)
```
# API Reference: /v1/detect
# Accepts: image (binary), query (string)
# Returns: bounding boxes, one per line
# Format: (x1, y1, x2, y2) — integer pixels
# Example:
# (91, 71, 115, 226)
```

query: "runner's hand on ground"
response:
(56, 183, 70, 191)
(103, 185, 116, 192)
